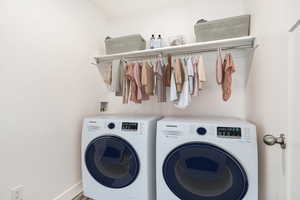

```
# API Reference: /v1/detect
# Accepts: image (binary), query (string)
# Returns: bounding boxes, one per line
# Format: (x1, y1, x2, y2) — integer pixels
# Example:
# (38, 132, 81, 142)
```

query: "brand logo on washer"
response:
(87, 121, 100, 132)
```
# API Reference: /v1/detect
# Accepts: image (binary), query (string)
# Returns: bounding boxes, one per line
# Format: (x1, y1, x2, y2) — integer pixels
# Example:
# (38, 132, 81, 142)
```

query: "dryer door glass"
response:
(85, 136, 139, 188)
(163, 143, 248, 200)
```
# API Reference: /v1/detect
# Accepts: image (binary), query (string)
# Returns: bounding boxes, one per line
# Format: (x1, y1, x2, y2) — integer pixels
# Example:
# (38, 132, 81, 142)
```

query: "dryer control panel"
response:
(103, 120, 143, 134)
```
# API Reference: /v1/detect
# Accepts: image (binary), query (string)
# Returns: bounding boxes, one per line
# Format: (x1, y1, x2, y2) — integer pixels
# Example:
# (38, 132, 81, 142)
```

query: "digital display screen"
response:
(217, 127, 242, 138)
(122, 122, 138, 131)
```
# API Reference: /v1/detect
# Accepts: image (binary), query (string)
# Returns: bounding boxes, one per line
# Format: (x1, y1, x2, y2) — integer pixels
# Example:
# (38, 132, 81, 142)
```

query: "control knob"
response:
(108, 123, 115, 129)
(197, 127, 207, 135)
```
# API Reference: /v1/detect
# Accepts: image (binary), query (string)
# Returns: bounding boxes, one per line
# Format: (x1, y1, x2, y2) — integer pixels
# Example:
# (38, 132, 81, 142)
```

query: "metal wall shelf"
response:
(95, 36, 256, 63)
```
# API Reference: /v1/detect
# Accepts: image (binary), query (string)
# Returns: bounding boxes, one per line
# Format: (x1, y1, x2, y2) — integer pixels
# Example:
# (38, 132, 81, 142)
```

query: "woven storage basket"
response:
(105, 34, 146, 54)
(194, 15, 251, 42)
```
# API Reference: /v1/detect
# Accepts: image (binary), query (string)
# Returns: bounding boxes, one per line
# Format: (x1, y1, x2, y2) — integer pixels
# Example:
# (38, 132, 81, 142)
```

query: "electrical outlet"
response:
(11, 186, 24, 200)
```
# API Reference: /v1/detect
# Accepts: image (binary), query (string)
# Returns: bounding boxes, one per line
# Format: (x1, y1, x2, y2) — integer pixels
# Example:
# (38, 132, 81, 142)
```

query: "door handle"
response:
(263, 134, 286, 149)
(289, 19, 300, 32)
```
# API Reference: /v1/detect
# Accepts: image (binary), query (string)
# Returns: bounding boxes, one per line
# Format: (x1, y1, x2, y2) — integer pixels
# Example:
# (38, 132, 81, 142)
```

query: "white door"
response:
(286, 0, 300, 198)
(287, 16, 300, 200)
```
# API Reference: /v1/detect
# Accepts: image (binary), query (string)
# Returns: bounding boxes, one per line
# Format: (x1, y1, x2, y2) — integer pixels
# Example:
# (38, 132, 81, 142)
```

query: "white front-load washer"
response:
(82, 115, 161, 200)
(156, 117, 258, 200)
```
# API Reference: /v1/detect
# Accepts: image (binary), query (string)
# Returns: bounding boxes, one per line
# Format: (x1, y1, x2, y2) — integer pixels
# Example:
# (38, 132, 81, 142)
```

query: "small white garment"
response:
(175, 59, 191, 109)
(186, 57, 194, 95)
(111, 59, 121, 94)
(170, 70, 178, 102)
(101, 63, 112, 90)
(216, 48, 223, 84)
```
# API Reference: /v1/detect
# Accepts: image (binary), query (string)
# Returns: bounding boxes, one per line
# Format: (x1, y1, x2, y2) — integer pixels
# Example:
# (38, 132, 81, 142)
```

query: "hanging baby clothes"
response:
(186, 57, 194, 95)
(116, 61, 125, 96)
(123, 63, 131, 104)
(161, 61, 167, 102)
(170, 69, 178, 102)
(197, 56, 207, 89)
(154, 60, 166, 103)
(103, 63, 112, 87)
(175, 58, 191, 109)
(216, 48, 223, 85)
(222, 53, 236, 101)
(134, 62, 149, 102)
(141, 62, 152, 96)
(125, 63, 140, 104)
(192, 57, 199, 96)
(164, 55, 172, 87)
(111, 59, 122, 95)
(174, 58, 184, 93)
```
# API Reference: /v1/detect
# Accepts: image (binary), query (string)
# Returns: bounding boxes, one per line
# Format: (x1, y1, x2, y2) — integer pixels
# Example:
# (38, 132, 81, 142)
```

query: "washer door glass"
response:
(163, 143, 248, 200)
(85, 136, 140, 189)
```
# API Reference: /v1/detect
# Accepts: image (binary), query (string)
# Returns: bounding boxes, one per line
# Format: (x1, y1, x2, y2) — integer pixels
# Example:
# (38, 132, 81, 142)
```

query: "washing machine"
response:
(82, 115, 161, 200)
(156, 117, 258, 200)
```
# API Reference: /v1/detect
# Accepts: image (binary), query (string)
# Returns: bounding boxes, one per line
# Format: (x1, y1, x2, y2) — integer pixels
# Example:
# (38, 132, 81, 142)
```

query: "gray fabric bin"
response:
(194, 15, 251, 42)
(105, 34, 146, 55)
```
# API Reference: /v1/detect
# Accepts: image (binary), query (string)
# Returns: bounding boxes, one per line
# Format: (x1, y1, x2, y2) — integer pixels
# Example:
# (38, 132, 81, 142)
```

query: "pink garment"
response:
(133, 62, 149, 102)
(128, 64, 139, 103)
(222, 53, 236, 101)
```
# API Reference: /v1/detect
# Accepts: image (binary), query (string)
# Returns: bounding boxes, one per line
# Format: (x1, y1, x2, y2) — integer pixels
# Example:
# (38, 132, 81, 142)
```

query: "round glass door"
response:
(85, 136, 140, 189)
(163, 143, 248, 200)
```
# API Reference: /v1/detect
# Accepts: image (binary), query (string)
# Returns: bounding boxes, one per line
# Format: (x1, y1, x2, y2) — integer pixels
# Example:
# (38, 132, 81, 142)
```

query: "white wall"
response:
(0, 0, 106, 199)
(99, 0, 249, 118)
(244, 0, 289, 200)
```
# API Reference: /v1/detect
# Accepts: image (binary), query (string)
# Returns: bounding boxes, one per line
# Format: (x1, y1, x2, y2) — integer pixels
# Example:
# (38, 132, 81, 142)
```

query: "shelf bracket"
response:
(91, 57, 100, 66)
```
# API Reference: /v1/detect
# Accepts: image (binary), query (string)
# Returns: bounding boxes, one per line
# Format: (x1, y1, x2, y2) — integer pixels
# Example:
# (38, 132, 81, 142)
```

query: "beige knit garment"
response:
(141, 62, 154, 96)
(174, 58, 184, 93)
(197, 55, 206, 89)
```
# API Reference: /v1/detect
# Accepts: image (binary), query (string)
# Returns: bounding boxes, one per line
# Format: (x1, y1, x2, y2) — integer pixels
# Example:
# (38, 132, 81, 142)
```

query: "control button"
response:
(197, 127, 207, 135)
(108, 123, 115, 129)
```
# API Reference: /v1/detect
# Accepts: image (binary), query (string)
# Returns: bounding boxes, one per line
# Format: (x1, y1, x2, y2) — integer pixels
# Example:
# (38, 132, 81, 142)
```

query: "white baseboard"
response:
(53, 182, 83, 200)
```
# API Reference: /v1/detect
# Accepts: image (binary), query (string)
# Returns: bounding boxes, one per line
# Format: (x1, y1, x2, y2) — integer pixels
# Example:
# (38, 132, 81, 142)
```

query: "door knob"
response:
(263, 134, 286, 149)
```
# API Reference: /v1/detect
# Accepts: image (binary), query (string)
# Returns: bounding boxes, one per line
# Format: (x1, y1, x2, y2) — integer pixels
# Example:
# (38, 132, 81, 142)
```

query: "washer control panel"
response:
(217, 127, 242, 138)
(122, 122, 138, 131)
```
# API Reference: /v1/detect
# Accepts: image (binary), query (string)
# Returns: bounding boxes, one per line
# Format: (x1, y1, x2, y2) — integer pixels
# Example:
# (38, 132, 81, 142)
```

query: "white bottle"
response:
(150, 34, 155, 49)
(156, 34, 162, 48)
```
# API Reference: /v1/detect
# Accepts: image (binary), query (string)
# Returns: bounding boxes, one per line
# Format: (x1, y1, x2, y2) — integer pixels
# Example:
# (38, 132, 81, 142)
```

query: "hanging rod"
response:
(95, 36, 255, 63)
(166, 44, 253, 57)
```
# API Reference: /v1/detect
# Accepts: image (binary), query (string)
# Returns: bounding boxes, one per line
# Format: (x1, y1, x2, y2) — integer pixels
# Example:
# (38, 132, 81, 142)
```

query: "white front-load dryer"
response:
(82, 115, 161, 200)
(156, 117, 258, 200)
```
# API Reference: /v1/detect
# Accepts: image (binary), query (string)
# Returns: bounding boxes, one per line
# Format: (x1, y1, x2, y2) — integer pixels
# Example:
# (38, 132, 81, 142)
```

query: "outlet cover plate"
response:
(11, 185, 24, 200)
